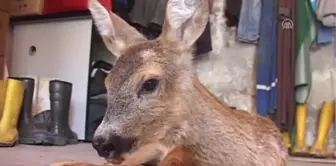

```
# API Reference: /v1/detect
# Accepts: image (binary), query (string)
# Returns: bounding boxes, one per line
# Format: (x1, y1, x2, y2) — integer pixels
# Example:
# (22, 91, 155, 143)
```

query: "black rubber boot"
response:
(49, 80, 78, 146)
(9, 77, 53, 145)
(23, 110, 53, 145)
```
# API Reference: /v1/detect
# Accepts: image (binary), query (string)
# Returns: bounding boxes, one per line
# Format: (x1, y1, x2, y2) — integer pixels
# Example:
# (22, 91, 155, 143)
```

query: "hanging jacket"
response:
(316, 0, 336, 27)
(237, 0, 262, 43)
(276, 0, 296, 132)
(89, 60, 113, 97)
(295, 0, 316, 104)
(256, 0, 278, 116)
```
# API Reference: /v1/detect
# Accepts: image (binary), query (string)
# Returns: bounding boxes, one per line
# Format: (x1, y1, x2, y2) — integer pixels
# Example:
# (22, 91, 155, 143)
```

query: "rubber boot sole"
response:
(52, 136, 78, 146)
(20, 135, 53, 145)
(19, 130, 53, 145)
(0, 139, 18, 147)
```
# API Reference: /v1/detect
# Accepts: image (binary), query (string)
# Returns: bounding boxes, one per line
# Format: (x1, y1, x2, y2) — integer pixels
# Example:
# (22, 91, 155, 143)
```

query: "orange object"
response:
(50, 147, 193, 166)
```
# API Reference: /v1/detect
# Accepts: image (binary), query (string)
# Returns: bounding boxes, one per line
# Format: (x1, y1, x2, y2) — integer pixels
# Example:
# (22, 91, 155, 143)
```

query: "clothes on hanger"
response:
(128, 0, 212, 55)
(129, 0, 162, 28)
(148, 0, 167, 28)
(276, 0, 296, 132)
(295, 0, 316, 104)
(237, 0, 262, 44)
(85, 60, 112, 141)
(316, 0, 336, 27)
(115, 0, 129, 5)
(89, 60, 113, 97)
(310, 0, 335, 45)
(316, 24, 335, 44)
(112, 0, 134, 23)
(146, 0, 168, 40)
(256, 0, 277, 116)
(225, 0, 242, 27)
(334, 30, 336, 52)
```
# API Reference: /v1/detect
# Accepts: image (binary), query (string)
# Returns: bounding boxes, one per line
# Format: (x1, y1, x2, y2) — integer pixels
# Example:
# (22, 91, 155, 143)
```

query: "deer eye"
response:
(139, 78, 159, 94)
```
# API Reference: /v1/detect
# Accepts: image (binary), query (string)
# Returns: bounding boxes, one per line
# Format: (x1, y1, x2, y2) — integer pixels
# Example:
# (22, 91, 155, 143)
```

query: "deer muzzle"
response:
(92, 134, 135, 160)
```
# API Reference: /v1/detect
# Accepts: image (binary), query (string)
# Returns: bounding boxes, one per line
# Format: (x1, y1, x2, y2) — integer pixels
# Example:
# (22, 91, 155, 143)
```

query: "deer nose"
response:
(92, 135, 135, 158)
(92, 136, 114, 157)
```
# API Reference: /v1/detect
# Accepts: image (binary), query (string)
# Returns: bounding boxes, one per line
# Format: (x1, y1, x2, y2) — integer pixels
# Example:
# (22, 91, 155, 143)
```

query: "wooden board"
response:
(290, 157, 336, 164)
(50, 161, 111, 166)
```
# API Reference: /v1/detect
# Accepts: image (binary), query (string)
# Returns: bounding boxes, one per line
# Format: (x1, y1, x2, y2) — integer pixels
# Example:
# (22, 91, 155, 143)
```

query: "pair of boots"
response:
(15, 77, 77, 146)
(0, 78, 25, 147)
(291, 101, 335, 157)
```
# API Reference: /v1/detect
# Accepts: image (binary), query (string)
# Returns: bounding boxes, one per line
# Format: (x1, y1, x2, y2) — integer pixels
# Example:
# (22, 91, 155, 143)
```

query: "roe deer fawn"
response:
(88, 0, 288, 165)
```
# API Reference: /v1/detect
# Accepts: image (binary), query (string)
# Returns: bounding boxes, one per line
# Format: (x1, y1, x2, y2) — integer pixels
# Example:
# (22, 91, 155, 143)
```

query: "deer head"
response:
(89, 0, 209, 160)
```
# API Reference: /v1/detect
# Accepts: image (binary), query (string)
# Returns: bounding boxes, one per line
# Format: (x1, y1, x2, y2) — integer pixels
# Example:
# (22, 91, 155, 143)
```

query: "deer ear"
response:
(88, 0, 146, 57)
(159, 0, 209, 50)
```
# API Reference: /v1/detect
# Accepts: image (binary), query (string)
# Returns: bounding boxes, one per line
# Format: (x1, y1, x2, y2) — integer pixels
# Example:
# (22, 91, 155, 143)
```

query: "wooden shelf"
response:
(290, 156, 336, 164)
(10, 10, 91, 25)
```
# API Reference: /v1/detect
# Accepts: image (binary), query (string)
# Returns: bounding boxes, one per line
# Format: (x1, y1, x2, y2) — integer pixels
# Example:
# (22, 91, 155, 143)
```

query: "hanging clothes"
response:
(148, 0, 167, 28)
(334, 30, 336, 53)
(316, 24, 335, 44)
(112, 0, 134, 23)
(115, 0, 129, 6)
(128, 0, 160, 28)
(335, 30, 336, 47)
(295, 0, 316, 104)
(225, 0, 242, 27)
(256, 0, 278, 116)
(310, 0, 335, 45)
(316, 0, 336, 27)
(276, 0, 296, 132)
(128, 0, 212, 55)
(237, 0, 262, 44)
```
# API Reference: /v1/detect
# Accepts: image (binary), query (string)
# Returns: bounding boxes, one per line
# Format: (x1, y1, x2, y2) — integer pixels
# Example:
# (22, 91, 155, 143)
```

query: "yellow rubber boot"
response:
(0, 79, 24, 147)
(310, 101, 335, 157)
(281, 132, 291, 149)
(292, 104, 309, 154)
(0, 80, 6, 119)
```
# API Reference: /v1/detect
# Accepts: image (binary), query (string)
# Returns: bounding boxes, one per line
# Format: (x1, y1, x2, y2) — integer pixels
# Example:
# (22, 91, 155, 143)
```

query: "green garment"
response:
(295, 0, 316, 104)
(290, 124, 296, 151)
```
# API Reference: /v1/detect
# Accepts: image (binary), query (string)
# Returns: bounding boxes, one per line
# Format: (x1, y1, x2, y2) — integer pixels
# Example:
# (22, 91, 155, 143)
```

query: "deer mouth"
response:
(104, 142, 137, 165)
(106, 156, 124, 165)
(104, 136, 137, 164)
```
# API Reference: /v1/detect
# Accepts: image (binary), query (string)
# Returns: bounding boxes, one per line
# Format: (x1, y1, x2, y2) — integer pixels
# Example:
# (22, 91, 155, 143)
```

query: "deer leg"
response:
(276, 157, 287, 166)
(120, 143, 170, 166)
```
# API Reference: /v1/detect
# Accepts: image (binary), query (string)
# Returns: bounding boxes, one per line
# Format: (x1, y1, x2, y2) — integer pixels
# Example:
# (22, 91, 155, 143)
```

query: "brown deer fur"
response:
(88, 0, 288, 165)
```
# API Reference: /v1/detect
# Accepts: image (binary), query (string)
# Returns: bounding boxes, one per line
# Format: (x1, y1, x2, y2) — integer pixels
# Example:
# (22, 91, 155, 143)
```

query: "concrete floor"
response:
(0, 143, 335, 166)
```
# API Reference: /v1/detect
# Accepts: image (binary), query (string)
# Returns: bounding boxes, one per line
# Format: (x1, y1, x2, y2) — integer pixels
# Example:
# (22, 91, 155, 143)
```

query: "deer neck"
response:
(174, 73, 234, 128)
(188, 74, 231, 112)
(169, 74, 239, 164)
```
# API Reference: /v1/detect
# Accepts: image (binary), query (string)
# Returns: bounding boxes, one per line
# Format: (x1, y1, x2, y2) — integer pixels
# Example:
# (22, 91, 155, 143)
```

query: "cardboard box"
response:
(43, 0, 112, 14)
(0, 10, 8, 79)
(0, 0, 9, 12)
(10, 0, 44, 16)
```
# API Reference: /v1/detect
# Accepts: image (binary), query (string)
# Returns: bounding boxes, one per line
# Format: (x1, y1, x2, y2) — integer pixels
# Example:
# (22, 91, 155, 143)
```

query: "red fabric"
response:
(43, 0, 112, 14)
